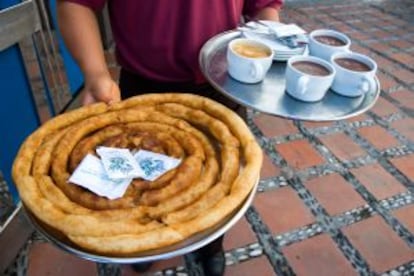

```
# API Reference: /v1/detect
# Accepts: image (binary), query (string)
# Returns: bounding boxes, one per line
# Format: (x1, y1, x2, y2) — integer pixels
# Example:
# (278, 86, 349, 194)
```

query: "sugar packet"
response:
(134, 150, 181, 181)
(271, 24, 306, 38)
(68, 154, 132, 200)
(96, 146, 143, 179)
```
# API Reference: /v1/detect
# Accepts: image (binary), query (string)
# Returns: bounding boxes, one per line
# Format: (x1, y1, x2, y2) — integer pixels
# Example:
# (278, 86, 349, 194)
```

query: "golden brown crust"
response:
(69, 125, 124, 171)
(12, 93, 262, 255)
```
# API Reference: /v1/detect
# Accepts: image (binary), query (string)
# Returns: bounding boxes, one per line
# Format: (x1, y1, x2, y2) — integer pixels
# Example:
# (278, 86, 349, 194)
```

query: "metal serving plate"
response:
(199, 31, 380, 122)
(23, 179, 258, 264)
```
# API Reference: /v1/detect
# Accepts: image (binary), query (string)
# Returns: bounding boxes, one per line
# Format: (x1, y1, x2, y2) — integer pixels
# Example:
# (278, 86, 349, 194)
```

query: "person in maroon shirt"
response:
(57, 1, 283, 275)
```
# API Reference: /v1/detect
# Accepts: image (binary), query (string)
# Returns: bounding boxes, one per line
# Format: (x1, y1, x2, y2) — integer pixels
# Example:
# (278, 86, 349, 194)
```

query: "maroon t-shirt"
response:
(63, 0, 283, 83)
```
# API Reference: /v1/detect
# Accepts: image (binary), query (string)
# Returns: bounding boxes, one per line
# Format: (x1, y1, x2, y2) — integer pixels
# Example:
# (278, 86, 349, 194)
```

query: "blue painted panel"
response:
(0, 46, 39, 203)
(0, 0, 20, 9)
(49, 0, 84, 95)
(0, 0, 83, 203)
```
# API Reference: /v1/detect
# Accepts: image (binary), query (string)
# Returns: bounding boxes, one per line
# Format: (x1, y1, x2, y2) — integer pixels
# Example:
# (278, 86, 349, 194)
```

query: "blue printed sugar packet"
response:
(96, 146, 143, 179)
(68, 154, 132, 199)
(134, 150, 181, 181)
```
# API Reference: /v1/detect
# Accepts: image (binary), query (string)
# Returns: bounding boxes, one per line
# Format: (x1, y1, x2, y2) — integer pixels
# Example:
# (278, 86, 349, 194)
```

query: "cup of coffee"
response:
(285, 56, 336, 102)
(227, 38, 274, 83)
(330, 52, 377, 97)
(309, 29, 351, 61)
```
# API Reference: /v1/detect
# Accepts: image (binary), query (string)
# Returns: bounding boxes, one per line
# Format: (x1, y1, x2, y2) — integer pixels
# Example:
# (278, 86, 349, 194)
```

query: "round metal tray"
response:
(199, 31, 380, 122)
(23, 179, 258, 264)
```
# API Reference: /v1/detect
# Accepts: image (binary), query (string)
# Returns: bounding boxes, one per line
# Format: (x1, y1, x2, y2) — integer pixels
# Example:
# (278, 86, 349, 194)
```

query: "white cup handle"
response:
(249, 62, 264, 82)
(296, 75, 310, 94)
(359, 76, 376, 94)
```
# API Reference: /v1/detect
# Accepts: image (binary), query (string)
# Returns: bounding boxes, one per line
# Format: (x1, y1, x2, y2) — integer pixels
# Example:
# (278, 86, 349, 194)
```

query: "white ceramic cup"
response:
(285, 55, 336, 102)
(309, 29, 351, 61)
(330, 52, 377, 97)
(227, 38, 274, 83)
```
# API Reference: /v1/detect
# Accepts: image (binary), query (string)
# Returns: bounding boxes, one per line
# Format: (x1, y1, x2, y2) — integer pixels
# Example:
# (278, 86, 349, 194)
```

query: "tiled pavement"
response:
(4, 0, 414, 275)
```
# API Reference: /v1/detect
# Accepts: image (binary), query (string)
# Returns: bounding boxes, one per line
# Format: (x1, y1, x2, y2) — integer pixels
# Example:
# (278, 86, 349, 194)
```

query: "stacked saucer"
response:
(240, 21, 308, 61)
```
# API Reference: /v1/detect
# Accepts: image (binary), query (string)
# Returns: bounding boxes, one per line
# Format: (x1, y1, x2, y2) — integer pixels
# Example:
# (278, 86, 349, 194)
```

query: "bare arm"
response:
(57, 1, 120, 105)
(255, 6, 281, 21)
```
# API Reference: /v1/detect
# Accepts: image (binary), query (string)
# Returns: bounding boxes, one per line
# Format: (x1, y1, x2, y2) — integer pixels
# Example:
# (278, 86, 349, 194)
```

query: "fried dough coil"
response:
(69, 125, 125, 171)
(12, 93, 262, 255)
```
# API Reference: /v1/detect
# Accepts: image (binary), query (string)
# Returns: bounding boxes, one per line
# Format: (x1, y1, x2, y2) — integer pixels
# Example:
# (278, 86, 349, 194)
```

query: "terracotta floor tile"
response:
(357, 125, 400, 150)
(391, 27, 408, 36)
(390, 53, 414, 67)
(282, 234, 358, 276)
(350, 163, 407, 200)
(275, 140, 325, 170)
(319, 133, 365, 161)
(350, 21, 372, 31)
(389, 39, 412, 50)
(261, 153, 281, 180)
(304, 174, 366, 216)
(391, 68, 414, 85)
(372, 29, 392, 40)
(373, 53, 394, 68)
(342, 215, 414, 274)
(334, 23, 353, 34)
(345, 113, 370, 123)
(26, 242, 97, 276)
(392, 204, 414, 234)
(371, 97, 399, 117)
(390, 118, 414, 142)
(224, 217, 257, 250)
(349, 33, 372, 44)
(389, 154, 414, 181)
(253, 187, 315, 235)
(225, 256, 275, 276)
(253, 113, 298, 138)
(377, 72, 398, 92)
(366, 41, 390, 53)
(121, 256, 184, 275)
(391, 89, 414, 110)
(351, 40, 372, 52)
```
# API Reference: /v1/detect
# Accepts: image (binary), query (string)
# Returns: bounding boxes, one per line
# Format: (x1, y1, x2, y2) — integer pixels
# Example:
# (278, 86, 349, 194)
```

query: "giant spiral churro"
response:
(12, 93, 262, 255)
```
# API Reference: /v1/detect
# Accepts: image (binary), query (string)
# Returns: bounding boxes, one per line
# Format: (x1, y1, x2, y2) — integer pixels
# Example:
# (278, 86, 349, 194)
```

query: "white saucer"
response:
(241, 21, 308, 61)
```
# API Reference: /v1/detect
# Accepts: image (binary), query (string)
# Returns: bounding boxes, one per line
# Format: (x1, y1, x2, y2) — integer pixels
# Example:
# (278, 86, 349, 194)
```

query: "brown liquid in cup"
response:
(335, 58, 371, 72)
(314, 35, 346, 46)
(233, 43, 270, 58)
(292, 61, 331, 76)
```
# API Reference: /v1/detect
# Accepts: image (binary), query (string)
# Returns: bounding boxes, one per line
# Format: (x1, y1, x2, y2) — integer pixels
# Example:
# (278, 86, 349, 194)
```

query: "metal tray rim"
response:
(199, 30, 380, 122)
(24, 178, 259, 264)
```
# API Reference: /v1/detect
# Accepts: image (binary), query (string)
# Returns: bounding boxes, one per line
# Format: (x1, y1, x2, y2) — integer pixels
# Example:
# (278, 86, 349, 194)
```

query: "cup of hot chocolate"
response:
(227, 38, 274, 83)
(309, 29, 351, 61)
(285, 56, 336, 102)
(330, 52, 377, 97)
